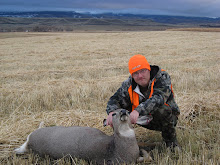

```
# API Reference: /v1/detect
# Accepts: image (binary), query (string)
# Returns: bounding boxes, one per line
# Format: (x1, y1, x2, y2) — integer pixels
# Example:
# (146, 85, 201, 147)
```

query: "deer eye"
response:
(112, 113, 116, 116)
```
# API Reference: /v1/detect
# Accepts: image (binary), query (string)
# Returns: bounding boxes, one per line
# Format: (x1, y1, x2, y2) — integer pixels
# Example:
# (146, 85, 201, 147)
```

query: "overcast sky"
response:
(0, 0, 220, 18)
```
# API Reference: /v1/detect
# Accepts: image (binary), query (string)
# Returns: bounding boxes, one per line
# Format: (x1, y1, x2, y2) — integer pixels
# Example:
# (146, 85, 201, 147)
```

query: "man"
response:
(106, 54, 180, 149)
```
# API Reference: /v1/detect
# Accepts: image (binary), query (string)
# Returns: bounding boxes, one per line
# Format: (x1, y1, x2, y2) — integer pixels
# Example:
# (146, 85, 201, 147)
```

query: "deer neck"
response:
(113, 129, 139, 162)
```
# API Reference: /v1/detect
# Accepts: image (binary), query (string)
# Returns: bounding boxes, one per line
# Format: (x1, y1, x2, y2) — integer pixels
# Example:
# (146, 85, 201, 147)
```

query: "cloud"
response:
(0, 0, 219, 17)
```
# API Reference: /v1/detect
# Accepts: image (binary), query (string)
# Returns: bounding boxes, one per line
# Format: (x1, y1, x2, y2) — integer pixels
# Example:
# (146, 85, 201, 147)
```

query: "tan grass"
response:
(167, 28, 220, 32)
(0, 31, 220, 164)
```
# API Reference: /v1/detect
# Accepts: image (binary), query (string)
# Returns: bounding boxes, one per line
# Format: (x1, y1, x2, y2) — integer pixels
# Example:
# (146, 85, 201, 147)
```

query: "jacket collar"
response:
(150, 65, 160, 80)
(133, 85, 145, 98)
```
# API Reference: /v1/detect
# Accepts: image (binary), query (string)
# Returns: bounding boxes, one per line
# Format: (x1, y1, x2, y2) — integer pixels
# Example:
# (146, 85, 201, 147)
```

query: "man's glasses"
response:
(132, 69, 147, 78)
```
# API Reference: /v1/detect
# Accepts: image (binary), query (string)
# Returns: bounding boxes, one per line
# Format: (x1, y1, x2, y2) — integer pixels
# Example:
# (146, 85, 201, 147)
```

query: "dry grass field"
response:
(167, 28, 220, 32)
(0, 30, 220, 164)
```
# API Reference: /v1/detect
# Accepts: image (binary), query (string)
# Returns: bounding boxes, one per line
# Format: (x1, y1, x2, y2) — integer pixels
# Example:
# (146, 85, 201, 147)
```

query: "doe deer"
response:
(14, 109, 152, 164)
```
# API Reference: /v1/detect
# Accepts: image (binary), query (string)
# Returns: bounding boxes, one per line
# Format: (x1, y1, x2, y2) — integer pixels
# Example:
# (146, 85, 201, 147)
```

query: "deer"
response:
(14, 109, 152, 164)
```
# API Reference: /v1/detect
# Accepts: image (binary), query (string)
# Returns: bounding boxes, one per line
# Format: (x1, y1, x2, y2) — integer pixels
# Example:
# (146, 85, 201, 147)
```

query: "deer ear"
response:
(103, 119, 107, 127)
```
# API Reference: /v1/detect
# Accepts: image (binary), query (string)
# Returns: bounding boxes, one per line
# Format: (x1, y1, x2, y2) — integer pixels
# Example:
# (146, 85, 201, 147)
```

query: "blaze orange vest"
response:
(128, 69, 174, 111)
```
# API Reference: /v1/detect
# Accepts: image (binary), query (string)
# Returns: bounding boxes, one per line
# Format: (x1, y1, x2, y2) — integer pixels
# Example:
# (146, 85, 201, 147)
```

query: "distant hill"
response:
(0, 11, 220, 32)
(0, 17, 172, 32)
(0, 11, 220, 24)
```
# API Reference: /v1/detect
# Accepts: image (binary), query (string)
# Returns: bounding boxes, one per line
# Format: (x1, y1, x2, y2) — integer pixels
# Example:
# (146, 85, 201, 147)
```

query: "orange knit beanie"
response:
(128, 54, 151, 75)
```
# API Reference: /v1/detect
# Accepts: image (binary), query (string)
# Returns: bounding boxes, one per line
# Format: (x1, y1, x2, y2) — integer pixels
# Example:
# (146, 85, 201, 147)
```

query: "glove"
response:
(136, 115, 153, 126)
(130, 110, 139, 124)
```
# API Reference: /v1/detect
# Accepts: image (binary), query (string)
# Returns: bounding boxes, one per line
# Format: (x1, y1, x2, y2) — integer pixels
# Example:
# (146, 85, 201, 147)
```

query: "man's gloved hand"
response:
(106, 112, 115, 127)
(130, 110, 139, 124)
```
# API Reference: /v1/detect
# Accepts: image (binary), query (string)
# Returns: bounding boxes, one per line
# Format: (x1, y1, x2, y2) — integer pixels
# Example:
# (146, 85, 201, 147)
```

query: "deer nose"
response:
(121, 109, 127, 116)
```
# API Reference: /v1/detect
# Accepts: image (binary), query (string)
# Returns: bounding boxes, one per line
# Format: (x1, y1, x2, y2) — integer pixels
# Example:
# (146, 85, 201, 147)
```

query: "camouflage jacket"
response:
(106, 65, 180, 117)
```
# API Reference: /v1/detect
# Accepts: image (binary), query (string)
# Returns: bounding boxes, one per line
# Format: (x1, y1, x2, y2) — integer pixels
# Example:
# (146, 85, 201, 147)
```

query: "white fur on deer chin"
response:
(119, 128, 135, 137)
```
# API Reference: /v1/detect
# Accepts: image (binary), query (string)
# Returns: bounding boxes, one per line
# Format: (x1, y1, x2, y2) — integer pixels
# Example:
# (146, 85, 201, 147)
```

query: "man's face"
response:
(132, 69, 150, 87)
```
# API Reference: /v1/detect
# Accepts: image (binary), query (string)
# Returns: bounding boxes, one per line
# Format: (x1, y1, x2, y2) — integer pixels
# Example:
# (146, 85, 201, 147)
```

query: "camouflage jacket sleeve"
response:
(135, 70, 172, 115)
(106, 77, 132, 114)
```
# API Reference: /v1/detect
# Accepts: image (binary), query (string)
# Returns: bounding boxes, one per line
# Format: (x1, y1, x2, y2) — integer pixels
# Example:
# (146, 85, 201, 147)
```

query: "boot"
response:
(162, 129, 181, 151)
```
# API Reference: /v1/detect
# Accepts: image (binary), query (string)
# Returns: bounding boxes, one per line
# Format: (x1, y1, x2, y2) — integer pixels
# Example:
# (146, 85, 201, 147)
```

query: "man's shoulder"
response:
(150, 65, 170, 79)
(122, 76, 132, 88)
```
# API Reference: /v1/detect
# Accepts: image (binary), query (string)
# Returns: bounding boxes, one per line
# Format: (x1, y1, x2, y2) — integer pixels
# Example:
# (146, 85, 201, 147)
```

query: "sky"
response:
(0, 0, 220, 18)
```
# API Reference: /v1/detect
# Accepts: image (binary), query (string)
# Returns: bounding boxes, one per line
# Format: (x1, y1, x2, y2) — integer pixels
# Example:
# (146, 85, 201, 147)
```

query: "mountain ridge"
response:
(1, 11, 220, 32)
(1, 11, 220, 24)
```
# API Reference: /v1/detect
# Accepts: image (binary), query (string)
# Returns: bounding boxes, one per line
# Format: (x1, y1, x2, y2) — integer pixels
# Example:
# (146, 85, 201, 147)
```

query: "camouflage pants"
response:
(141, 104, 179, 144)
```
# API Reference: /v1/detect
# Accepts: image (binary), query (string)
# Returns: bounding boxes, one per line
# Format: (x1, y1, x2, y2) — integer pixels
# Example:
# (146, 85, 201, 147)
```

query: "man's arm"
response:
(106, 78, 132, 115)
